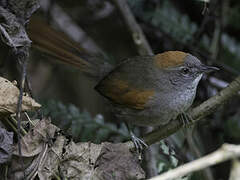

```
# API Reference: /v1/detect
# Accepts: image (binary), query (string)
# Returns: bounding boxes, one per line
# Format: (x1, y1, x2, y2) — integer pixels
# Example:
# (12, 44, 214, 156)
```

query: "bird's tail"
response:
(28, 17, 112, 80)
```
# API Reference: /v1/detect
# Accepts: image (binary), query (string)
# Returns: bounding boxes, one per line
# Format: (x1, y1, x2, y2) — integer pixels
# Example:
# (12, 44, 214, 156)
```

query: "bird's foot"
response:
(130, 132, 148, 153)
(179, 112, 193, 128)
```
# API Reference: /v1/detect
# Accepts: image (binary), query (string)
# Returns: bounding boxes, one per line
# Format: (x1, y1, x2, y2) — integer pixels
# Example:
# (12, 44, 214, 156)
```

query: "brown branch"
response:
(125, 75, 240, 149)
(113, 0, 153, 56)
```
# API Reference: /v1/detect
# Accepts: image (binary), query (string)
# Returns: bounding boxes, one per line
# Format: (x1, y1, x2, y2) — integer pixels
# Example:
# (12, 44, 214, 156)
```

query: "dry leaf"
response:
(60, 141, 102, 179)
(59, 142, 145, 180)
(10, 118, 60, 180)
(94, 143, 145, 180)
(12, 118, 58, 157)
(0, 77, 41, 116)
(9, 119, 144, 180)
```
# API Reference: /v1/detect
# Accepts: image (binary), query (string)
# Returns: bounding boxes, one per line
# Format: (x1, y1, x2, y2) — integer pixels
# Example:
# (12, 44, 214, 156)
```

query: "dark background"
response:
(2, 0, 240, 179)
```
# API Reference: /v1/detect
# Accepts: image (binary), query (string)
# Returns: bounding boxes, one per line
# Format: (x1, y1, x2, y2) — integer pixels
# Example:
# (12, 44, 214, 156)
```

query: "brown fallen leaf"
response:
(9, 119, 145, 180)
(94, 143, 145, 180)
(10, 118, 60, 180)
(12, 118, 58, 157)
(59, 142, 145, 180)
(0, 77, 41, 116)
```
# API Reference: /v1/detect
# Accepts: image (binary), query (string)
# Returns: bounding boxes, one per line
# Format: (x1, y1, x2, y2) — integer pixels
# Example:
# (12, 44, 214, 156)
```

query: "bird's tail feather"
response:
(28, 17, 112, 80)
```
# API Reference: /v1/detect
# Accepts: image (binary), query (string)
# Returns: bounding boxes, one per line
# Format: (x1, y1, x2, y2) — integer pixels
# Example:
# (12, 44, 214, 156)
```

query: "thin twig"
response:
(193, 0, 218, 45)
(28, 143, 49, 179)
(24, 112, 35, 127)
(149, 144, 240, 180)
(113, 0, 153, 56)
(4, 117, 18, 135)
(15, 46, 29, 178)
(9, 116, 28, 135)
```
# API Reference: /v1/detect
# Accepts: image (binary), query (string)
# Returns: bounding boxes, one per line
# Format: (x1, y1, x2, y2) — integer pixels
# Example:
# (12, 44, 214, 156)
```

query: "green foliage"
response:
(41, 100, 129, 143)
(147, 2, 197, 43)
(129, 0, 198, 43)
(158, 141, 178, 170)
(157, 140, 191, 179)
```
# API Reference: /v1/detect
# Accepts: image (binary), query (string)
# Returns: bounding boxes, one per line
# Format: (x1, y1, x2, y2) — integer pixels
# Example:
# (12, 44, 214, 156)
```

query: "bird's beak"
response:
(199, 64, 219, 73)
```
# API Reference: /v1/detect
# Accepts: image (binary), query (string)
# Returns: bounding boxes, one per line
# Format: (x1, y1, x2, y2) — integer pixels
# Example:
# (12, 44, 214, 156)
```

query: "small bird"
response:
(29, 19, 218, 151)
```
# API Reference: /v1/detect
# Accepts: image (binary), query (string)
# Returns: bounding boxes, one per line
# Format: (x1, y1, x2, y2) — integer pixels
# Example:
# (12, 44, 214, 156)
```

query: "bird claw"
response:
(179, 112, 193, 128)
(130, 132, 148, 153)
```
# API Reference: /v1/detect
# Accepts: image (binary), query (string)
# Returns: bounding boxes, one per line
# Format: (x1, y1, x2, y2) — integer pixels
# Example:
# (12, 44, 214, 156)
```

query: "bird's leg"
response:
(179, 112, 193, 128)
(125, 122, 148, 153)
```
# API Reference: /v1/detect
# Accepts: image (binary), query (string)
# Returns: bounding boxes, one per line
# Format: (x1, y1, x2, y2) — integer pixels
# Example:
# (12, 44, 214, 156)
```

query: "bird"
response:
(28, 18, 219, 151)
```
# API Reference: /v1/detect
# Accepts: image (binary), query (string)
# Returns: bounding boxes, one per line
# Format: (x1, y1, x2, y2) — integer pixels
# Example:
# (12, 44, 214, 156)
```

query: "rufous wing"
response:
(95, 76, 155, 110)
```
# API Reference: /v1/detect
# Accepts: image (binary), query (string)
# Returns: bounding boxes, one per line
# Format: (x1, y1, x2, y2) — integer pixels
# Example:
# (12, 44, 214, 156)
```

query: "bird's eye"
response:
(181, 68, 190, 74)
